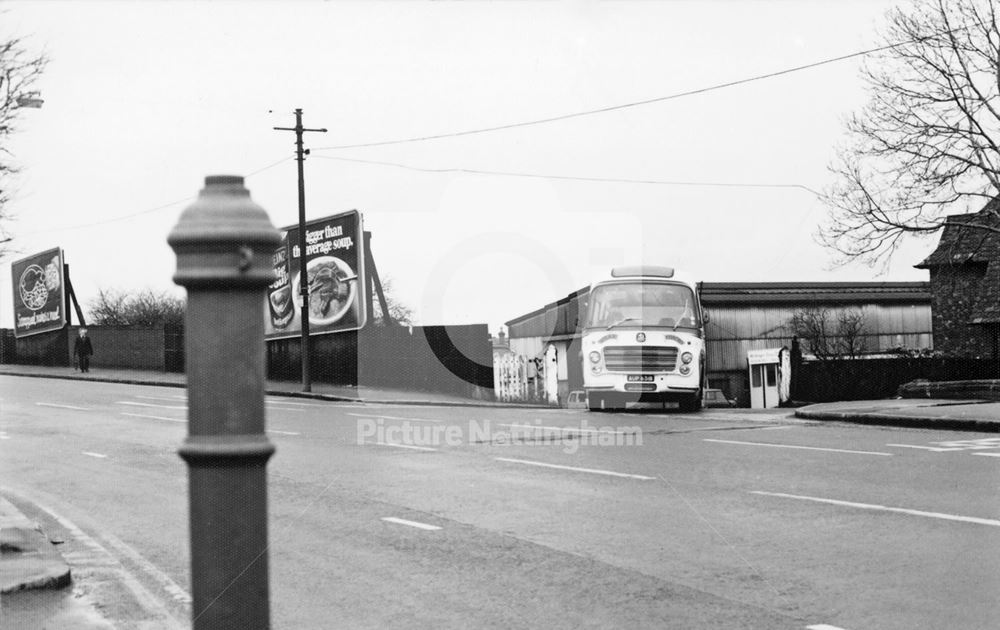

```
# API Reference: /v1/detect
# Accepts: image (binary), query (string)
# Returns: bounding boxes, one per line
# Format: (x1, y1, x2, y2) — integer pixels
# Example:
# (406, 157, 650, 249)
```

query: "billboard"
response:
(11, 247, 67, 338)
(265, 210, 367, 339)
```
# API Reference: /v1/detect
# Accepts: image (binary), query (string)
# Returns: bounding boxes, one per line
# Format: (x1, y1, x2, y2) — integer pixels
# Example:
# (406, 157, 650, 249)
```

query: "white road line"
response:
(498, 423, 639, 435)
(973, 452, 1000, 458)
(380, 517, 442, 531)
(495, 457, 655, 480)
(0, 433, 10, 440)
(3, 487, 192, 621)
(265, 399, 324, 407)
(36, 402, 90, 411)
(117, 401, 187, 410)
(705, 438, 892, 456)
(759, 425, 796, 430)
(886, 443, 965, 452)
(752, 491, 1000, 527)
(348, 413, 444, 423)
(373, 441, 437, 452)
(82, 451, 108, 459)
(136, 395, 187, 402)
(123, 412, 297, 435)
(122, 412, 185, 423)
(807, 625, 850, 630)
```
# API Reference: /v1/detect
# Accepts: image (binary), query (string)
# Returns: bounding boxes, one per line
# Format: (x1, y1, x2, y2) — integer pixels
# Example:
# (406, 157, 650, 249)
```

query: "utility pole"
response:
(274, 109, 327, 392)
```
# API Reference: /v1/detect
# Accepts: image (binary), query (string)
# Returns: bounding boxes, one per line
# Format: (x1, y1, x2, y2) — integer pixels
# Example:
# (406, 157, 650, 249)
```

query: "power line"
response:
(19, 156, 294, 235)
(313, 155, 821, 195)
(312, 37, 929, 152)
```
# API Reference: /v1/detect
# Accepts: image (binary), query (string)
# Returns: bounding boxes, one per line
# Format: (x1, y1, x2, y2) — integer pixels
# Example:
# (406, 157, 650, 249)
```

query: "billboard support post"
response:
(274, 108, 326, 392)
(63, 264, 86, 327)
(168, 175, 280, 630)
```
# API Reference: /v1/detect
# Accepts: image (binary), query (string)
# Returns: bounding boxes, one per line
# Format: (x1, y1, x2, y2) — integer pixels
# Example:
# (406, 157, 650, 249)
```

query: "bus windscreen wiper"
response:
(607, 317, 640, 330)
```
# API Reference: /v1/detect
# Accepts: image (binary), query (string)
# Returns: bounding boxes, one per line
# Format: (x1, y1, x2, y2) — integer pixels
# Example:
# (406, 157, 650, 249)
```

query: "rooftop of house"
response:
(915, 199, 1000, 325)
(916, 202, 1000, 268)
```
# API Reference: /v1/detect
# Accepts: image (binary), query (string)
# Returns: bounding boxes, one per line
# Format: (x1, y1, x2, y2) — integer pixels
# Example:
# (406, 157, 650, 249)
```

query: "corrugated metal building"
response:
(505, 281, 931, 406)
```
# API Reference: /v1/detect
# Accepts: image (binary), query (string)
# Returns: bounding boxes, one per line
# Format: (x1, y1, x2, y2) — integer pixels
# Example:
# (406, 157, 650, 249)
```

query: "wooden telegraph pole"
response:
(274, 109, 327, 392)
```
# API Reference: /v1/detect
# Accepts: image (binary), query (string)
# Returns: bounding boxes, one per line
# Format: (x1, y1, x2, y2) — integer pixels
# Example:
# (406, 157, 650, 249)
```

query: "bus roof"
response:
(594, 266, 699, 288)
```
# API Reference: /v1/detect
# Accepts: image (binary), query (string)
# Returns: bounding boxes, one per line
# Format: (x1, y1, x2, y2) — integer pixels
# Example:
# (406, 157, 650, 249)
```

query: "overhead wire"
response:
(17, 29, 952, 234)
(311, 35, 945, 152)
(18, 155, 294, 235)
(313, 154, 822, 195)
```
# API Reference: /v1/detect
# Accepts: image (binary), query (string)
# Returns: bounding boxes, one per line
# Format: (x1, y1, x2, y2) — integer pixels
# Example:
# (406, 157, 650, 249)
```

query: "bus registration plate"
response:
(627, 375, 654, 382)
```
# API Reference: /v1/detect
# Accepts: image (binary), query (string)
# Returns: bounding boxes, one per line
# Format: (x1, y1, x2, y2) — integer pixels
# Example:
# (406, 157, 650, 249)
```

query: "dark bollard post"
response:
(168, 175, 281, 630)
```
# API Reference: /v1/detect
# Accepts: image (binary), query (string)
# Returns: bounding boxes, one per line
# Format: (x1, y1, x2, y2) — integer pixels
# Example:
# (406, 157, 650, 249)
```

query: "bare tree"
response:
(0, 30, 47, 254)
(789, 307, 868, 360)
(88, 288, 185, 327)
(372, 275, 414, 326)
(821, 0, 1000, 268)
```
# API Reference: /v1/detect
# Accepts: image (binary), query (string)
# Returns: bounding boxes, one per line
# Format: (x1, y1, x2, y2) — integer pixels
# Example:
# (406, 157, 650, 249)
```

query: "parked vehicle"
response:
(566, 390, 588, 409)
(703, 388, 736, 408)
(582, 266, 707, 412)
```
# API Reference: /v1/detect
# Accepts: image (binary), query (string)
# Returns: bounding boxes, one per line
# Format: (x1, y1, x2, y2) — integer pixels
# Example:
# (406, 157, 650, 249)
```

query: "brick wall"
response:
(68, 326, 167, 370)
(929, 266, 995, 357)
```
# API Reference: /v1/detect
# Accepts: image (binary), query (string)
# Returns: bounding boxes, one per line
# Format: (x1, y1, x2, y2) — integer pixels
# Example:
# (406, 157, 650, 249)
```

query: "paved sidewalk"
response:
(0, 363, 546, 408)
(0, 497, 71, 594)
(795, 398, 1000, 431)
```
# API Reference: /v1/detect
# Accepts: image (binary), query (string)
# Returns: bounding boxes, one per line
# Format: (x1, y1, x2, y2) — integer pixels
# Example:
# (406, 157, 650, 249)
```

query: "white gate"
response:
(493, 354, 546, 402)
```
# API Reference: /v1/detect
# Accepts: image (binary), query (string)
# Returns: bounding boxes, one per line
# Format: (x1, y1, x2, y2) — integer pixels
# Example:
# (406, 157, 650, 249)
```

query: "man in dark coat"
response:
(74, 328, 94, 373)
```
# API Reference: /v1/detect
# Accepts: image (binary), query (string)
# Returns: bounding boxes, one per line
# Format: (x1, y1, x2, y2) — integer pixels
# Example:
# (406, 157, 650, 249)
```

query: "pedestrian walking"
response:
(74, 328, 94, 373)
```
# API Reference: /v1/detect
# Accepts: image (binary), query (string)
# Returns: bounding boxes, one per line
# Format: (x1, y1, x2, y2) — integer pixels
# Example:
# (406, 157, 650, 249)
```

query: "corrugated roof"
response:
(699, 282, 930, 305)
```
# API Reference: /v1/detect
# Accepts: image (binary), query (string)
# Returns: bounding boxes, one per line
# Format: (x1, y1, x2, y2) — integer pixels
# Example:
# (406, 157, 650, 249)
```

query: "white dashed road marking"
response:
(381, 517, 442, 531)
(82, 451, 108, 459)
(117, 401, 187, 410)
(705, 438, 892, 456)
(349, 413, 444, 423)
(372, 441, 437, 452)
(495, 457, 655, 480)
(122, 412, 185, 423)
(752, 491, 1000, 527)
(886, 443, 964, 452)
(973, 452, 1000, 458)
(36, 402, 90, 411)
(498, 423, 640, 436)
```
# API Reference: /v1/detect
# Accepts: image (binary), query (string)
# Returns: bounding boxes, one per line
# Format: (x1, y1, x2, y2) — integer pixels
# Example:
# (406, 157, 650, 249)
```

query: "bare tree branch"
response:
(0, 26, 48, 258)
(822, 0, 1000, 267)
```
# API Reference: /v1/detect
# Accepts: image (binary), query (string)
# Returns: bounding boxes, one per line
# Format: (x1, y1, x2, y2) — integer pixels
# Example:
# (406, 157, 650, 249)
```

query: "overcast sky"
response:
(1, 0, 941, 332)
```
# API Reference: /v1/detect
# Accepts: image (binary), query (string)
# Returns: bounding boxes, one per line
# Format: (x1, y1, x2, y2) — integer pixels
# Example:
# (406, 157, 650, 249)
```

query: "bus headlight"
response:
(589, 351, 602, 364)
(679, 365, 691, 375)
(681, 352, 693, 364)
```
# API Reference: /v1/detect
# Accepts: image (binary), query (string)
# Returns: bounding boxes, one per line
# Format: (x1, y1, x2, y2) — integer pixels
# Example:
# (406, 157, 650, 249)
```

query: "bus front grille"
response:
(604, 346, 677, 372)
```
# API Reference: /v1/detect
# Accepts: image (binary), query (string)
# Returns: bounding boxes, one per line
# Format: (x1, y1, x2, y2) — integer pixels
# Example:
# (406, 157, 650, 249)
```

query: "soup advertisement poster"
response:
(11, 247, 67, 338)
(265, 210, 367, 339)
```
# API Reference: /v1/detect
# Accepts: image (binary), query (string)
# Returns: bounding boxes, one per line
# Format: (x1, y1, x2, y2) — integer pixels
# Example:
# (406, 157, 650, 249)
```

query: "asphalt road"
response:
(2, 375, 999, 629)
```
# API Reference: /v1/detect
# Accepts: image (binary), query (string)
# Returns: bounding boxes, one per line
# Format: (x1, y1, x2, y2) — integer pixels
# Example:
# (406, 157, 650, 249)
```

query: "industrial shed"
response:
(505, 281, 932, 406)
(700, 282, 932, 404)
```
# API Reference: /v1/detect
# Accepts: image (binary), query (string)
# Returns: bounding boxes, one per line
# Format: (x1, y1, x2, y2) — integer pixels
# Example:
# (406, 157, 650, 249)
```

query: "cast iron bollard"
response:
(168, 175, 281, 630)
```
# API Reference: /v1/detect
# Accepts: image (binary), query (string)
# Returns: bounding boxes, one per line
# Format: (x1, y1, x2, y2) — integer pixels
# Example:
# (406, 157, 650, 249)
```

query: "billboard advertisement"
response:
(11, 247, 67, 338)
(265, 210, 367, 339)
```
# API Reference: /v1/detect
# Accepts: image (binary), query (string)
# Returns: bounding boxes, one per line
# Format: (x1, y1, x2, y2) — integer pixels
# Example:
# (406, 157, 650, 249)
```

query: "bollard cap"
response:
(168, 175, 282, 288)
